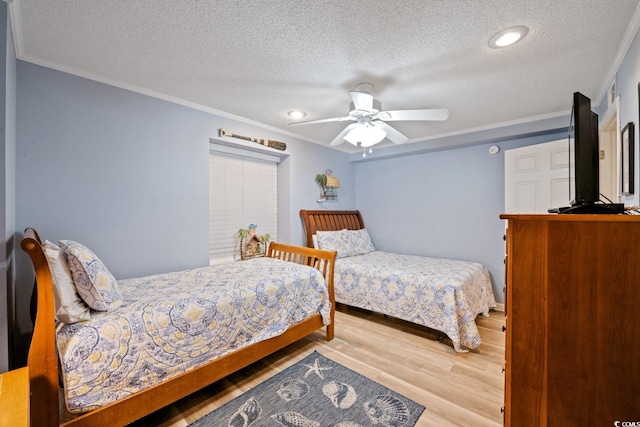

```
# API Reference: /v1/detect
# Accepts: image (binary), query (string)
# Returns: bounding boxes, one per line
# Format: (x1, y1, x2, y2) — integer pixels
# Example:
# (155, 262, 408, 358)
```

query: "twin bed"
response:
(300, 210, 496, 353)
(22, 209, 495, 426)
(22, 228, 336, 427)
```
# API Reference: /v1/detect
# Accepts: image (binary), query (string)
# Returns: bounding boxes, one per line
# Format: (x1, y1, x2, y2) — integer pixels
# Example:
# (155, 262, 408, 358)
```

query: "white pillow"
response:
(42, 240, 91, 324)
(346, 228, 376, 255)
(315, 228, 376, 258)
(59, 240, 122, 311)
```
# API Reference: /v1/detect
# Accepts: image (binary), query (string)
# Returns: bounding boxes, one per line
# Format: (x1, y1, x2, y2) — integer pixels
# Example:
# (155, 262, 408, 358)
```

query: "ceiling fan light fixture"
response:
(343, 125, 365, 146)
(289, 87, 447, 149)
(287, 110, 307, 119)
(344, 123, 386, 147)
(489, 26, 529, 48)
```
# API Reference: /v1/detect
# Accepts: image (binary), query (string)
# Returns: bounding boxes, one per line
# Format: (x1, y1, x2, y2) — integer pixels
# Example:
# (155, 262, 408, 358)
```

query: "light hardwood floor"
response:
(130, 305, 506, 427)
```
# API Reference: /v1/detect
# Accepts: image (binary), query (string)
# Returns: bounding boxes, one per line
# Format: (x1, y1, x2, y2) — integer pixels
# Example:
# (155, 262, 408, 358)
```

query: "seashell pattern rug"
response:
(188, 351, 424, 427)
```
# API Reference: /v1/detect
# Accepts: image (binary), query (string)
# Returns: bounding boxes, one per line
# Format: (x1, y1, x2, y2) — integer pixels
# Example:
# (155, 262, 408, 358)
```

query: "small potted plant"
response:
(315, 173, 328, 196)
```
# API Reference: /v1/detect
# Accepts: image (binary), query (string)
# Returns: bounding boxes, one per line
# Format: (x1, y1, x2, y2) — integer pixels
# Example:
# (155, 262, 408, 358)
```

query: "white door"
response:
(506, 97, 620, 214)
(505, 139, 571, 214)
(505, 127, 619, 214)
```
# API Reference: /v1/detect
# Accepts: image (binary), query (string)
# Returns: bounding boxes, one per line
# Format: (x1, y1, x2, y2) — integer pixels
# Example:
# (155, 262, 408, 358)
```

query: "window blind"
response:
(209, 148, 278, 264)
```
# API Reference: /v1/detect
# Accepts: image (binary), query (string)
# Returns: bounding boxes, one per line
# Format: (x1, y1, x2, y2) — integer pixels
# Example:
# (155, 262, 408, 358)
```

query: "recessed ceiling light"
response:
(489, 26, 529, 48)
(287, 110, 307, 119)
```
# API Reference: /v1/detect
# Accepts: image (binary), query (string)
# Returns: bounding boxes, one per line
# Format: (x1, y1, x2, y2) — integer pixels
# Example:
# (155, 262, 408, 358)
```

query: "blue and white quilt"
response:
(333, 251, 496, 352)
(56, 257, 331, 413)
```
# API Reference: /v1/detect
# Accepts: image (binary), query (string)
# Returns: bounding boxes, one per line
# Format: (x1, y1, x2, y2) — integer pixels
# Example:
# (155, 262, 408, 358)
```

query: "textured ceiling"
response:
(10, 0, 640, 152)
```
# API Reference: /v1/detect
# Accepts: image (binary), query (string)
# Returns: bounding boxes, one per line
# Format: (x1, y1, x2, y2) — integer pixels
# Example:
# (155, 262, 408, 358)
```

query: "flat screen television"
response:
(569, 91, 599, 205)
(553, 92, 623, 214)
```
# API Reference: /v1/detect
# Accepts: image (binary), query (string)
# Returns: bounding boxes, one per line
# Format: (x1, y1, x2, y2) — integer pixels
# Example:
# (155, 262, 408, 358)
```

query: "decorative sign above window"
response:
(219, 129, 287, 151)
(315, 169, 340, 203)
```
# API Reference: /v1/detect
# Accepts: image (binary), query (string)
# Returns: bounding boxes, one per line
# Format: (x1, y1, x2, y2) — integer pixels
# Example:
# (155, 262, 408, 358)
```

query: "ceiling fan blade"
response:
(350, 91, 373, 112)
(289, 116, 353, 126)
(329, 123, 358, 146)
(375, 121, 409, 144)
(376, 108, 449, 122)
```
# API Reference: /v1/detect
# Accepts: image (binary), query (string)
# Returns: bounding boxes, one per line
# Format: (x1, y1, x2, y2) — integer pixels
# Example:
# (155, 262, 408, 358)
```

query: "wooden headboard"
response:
(300, 210, 365, 248)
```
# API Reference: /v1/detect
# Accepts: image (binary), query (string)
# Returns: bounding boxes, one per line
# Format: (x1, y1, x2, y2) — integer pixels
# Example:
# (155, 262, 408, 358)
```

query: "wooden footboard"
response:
(300, 209, 365, 248)
(21, 229, 336, 427)
(267, 242, 336, 341)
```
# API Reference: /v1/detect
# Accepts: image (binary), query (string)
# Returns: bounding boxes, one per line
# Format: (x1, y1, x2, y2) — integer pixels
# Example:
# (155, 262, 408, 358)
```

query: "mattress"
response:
(56, 257, 331, 413)
(333, 251, 496, 352)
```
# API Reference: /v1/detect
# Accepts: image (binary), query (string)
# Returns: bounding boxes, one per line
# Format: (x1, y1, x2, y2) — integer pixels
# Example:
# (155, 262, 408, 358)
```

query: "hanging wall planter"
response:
(315, 169, 340, 203)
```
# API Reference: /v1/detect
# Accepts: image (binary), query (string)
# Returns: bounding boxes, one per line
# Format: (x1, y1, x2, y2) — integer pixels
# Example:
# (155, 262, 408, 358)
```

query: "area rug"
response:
(189, 351, 424, 427)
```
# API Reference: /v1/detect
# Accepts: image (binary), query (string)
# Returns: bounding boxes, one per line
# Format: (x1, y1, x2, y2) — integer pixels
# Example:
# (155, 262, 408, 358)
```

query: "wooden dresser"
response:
(500, 214, 640, 426)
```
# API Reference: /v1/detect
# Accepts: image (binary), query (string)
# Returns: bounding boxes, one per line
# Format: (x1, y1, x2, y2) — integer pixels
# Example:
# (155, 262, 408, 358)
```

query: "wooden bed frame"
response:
(299, 209, 365, 248)
(300, 209, 498, 350)
(300, 209, 450, 342)
(21, 227, 336, 427)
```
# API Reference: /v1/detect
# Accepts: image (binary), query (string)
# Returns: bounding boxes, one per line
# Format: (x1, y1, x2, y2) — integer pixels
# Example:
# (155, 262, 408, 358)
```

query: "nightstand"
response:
(0, 367, 30, 426)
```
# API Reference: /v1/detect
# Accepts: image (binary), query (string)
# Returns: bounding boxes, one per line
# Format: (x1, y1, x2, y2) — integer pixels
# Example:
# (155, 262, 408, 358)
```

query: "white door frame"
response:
(598, 95, 620, 202)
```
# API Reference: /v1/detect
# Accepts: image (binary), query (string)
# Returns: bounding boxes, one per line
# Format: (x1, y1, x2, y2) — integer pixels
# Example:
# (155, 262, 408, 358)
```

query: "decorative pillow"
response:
(42, 241, 91, 324)
(59, 240, 122, 311)
(315, 230, 350, 258)
(315, 228, 376, 258)
(345, 228, 376, 255)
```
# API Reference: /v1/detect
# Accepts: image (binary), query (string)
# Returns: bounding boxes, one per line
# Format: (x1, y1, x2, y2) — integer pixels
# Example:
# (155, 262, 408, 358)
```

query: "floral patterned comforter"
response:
(57, 257, 331, 413)
(334, 251, 496, 352)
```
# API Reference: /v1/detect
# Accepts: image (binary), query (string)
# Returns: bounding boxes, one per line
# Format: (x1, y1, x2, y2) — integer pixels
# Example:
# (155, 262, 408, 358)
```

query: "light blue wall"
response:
(615, 24, 640, 207)
(14, 62, 355, 348)
(16, 62, 213, 278)
(354, 132, 566, 304)
(280, 142, 355, 246)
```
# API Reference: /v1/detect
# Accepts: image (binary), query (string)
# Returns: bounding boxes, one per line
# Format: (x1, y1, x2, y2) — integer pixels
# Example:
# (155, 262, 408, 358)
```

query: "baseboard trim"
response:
(493, 303, 505, 313)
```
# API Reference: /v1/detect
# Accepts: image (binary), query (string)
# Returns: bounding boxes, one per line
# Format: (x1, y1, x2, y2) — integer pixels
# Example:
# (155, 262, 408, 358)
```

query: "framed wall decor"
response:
(621, 121, 634, 195)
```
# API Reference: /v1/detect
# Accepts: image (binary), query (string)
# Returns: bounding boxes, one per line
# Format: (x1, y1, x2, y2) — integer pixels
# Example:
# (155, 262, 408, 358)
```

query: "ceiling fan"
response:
(289, 86, 449, 148)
